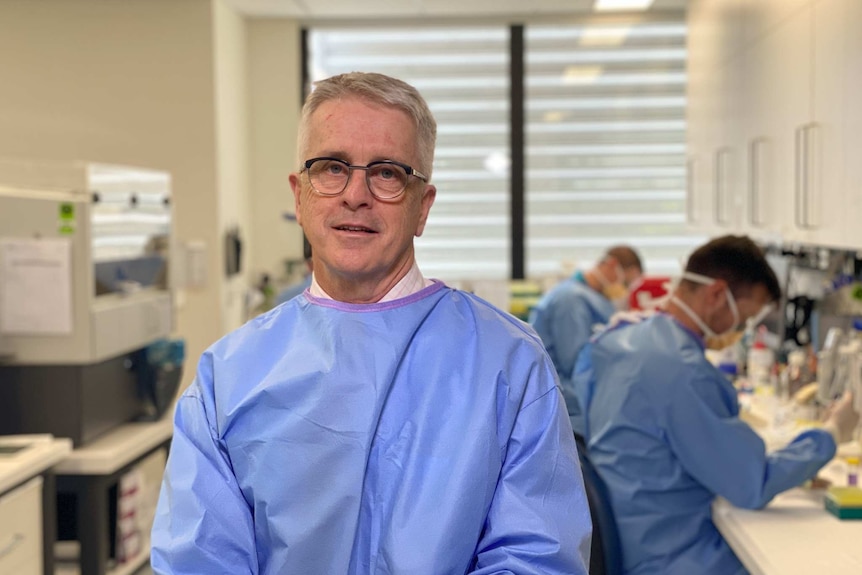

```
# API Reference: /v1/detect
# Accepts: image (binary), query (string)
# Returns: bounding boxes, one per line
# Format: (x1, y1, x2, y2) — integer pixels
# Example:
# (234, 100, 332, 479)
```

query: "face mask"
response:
(597, 263, 629, 309)
(671, 271, 740, 349)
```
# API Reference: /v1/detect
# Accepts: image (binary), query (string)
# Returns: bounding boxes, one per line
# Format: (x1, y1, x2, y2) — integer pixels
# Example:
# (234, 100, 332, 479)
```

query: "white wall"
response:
(0, 0, 222, 383)
(247, 19, 304, 286)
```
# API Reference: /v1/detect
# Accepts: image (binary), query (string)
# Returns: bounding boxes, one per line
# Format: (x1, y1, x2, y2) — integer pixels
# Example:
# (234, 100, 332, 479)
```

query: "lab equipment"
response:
(824, 486, 862, 519)
(746, 328, 775, 388)
(824, 322, 862, 415)
(817, 327, 845, 405)
(133, 338, 185, 421)
(782, 349, 814, 399)
(0, 159, 177, 445)
(627, 275, 671, 310)
(848, 456, 860, 487)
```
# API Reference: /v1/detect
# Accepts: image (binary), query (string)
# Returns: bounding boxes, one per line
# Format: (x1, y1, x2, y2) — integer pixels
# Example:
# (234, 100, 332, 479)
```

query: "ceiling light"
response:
(594, 0, 655, 11)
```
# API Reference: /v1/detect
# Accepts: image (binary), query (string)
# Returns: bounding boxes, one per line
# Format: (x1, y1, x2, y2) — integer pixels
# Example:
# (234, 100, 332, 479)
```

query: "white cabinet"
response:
(0, 477, 43, 575)
(686, 0, 746, 236)
(685, 0, 715, 230)
(844, 0, 862, 249)
(737, 5, 812, 242)
(688, 0, 856, 248)
(749, 0, 848, 248)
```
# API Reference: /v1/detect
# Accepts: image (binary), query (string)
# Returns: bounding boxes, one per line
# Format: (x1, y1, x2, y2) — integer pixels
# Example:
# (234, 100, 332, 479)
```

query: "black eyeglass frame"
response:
(301, 157, 428, 200)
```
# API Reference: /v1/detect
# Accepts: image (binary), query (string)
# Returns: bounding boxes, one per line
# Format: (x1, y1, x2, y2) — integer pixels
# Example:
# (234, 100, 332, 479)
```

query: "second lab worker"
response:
(529, 245, 642, 435)
(573, 235, 860, 575)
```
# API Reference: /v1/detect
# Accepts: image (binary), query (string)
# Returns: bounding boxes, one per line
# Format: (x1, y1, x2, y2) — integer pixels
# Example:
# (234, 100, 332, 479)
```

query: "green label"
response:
(59, 224, 75, 235)
(59, 203, 75, 220)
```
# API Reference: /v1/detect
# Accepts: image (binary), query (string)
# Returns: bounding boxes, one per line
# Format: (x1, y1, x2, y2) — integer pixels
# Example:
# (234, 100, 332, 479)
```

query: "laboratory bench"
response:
(0, 434, 73, 575)
(715, 393, 862, 574)
(53, 417, 172, 575)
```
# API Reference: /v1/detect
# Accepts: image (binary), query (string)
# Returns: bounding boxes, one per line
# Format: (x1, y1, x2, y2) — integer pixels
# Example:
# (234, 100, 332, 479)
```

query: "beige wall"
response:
(0, 0, 222, 383)
(0, 0, 305, 384)
(214, 0, 252, 333)
(247, 19, 304, 287)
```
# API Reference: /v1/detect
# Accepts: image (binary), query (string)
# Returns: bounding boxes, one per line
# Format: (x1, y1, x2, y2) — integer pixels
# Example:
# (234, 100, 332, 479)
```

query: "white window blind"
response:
(309, 18, 702, 283)
(308, 27, 511, 281)
(525, 19, 704, 277)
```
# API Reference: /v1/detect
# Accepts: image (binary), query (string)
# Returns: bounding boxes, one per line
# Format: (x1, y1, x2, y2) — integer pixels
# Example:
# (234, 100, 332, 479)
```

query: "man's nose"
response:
(341, 168, 373, 206)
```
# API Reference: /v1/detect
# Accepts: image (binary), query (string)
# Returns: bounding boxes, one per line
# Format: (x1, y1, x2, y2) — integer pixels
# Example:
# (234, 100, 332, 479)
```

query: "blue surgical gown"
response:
(151, 281, 591, 575)
(529, 276, 613, 435)
(573, 313, 836, 575)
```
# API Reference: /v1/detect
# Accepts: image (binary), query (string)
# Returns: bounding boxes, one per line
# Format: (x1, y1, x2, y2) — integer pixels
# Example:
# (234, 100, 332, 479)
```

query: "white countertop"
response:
(53, 417, 173, 476)
(714, 456, 862, 574)
(715, 391, 862, 574)
(0, 434, 72, 494)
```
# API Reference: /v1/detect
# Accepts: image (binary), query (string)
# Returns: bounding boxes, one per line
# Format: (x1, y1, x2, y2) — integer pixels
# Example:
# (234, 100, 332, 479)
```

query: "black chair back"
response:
(577, 436, 623, 575)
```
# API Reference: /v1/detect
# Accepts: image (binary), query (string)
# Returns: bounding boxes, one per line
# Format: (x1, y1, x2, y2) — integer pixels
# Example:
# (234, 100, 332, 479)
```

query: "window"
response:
(307, 17, 701, 282)
(526, 19, 703, 277)
(308, 27, 511, 281)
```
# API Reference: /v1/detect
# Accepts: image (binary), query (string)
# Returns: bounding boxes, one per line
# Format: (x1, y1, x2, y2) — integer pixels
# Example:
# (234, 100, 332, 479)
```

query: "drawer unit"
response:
(0, 476, 43, 575)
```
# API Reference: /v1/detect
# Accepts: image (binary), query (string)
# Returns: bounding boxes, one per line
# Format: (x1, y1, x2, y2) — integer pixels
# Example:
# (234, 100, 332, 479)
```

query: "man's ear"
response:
(707, 279, 729, 308)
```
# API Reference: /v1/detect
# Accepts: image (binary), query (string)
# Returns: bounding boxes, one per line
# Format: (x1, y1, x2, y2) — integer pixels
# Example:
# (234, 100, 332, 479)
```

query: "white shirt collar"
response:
(309, 261, 432, 303)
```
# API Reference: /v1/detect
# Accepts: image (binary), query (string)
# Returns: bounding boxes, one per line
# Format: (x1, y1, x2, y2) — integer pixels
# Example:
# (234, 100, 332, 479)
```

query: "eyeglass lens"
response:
(308, 159, 409, 199)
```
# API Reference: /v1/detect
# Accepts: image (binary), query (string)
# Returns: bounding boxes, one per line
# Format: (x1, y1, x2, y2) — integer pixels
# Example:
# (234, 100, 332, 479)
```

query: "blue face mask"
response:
(671, 272, 740, 346)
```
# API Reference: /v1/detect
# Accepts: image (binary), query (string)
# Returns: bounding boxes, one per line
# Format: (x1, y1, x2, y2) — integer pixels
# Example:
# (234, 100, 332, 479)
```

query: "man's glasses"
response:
(301, 157, 427, 201)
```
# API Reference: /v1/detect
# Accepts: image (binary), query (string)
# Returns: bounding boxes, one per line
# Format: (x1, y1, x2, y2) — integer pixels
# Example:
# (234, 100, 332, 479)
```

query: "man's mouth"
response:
(335, 225, 376, 233)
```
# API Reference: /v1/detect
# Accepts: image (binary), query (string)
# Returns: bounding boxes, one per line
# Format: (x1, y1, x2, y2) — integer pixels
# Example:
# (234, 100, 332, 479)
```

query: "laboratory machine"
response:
(0, 159, 181, 446)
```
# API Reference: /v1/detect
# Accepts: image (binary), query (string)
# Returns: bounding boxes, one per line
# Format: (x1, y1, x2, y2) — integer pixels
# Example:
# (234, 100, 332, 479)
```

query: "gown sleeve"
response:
(150, 352, 259, 575)
(471, 367, 591, 575)
(664, 367, 837, 510)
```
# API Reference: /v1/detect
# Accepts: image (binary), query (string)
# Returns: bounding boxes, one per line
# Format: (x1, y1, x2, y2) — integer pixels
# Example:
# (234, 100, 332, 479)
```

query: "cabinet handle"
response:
(686, 157, 696, 224)
(0, 533, 24, 559)
(748, 138, 765, 227)
(794, 125, 806, 228)
(803, 123, 819, 229)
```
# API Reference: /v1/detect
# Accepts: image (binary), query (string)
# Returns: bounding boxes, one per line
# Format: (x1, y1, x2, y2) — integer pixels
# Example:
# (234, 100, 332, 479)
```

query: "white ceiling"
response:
(226, 0, 688, 19)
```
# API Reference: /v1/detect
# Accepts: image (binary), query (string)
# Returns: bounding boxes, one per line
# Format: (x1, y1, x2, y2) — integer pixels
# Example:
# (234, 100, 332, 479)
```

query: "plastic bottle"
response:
(848, 456, 860, 487)
(747, 327, 774, 389)
(785, 349, 811, 399)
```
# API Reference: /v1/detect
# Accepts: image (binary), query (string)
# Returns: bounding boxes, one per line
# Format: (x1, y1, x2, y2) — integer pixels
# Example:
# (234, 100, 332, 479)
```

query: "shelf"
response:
(55, 539, 150, 575)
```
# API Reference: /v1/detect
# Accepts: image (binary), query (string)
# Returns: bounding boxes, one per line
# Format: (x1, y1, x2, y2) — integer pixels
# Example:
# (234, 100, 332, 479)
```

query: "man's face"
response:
(621, 266, 642, 290)
(290, 97, 436, 294)
(709, 282, 772, 335)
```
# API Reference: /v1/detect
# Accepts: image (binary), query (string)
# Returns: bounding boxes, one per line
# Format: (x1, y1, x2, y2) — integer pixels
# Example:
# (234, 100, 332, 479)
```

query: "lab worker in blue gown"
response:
(529, 246, 642, 436)
(572, 235, 861, 575)
(151, 72, 591, 575)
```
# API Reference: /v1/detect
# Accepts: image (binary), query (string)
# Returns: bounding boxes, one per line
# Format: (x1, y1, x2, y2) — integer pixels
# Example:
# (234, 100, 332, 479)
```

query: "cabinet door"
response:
(844, 0, 862, 249)
(687, 0, 746, 236)
(686, 0, 717, 231)
(743, 6, 812, 242)
(714, 57, 745, 233)
(794, 0, 847, 248)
